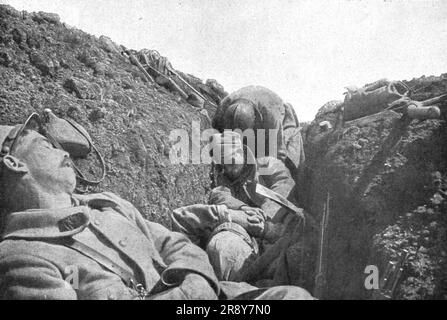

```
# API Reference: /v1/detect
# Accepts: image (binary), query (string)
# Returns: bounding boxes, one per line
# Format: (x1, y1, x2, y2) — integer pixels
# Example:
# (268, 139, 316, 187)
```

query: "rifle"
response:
(125, 51, 155, 83)
(351, 94, 446, 202)
(141, 60, 193, 100)
(342, 93, 439, 299)
(165, 65, 218, 108)
(125, 50, 218, 109)
(384, 95, 443, 120)
(124, 50, 190, 100)
(314, 190, 330, 299)
(313, 89, 445, 298)
(332, 86, 445, 129)
(144, 60, 219, 109)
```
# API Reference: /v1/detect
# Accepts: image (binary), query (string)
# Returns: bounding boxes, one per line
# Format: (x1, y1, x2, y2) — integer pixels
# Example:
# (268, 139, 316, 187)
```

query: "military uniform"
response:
(0, 191, 314, 300)
(171, 156, 304, 284)
(213, 86, 305, 171)
(0, 119, 313, 300)
(171, 156, 297, 238)
(0, 192, 219, 300)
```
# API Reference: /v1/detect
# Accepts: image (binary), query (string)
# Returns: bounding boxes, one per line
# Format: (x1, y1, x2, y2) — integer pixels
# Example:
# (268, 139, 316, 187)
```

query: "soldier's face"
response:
(13, 130, 76, 194)
(223, 150, 245, 180)
(224, 163, 245, 180)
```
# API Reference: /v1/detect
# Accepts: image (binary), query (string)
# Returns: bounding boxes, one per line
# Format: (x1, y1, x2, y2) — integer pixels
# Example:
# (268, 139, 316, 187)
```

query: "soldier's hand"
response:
(245, 220, 265, 238)
(227, 209, 265, 237)
(247, 214, 263, 224)
(241, 206, 266, 222)
(227, 209, 250, 227)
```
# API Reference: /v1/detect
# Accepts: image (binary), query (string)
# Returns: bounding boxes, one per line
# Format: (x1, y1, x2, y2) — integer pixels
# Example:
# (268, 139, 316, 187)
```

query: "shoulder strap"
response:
(64, 238, 136, 287)
(255, 183, 304, 220)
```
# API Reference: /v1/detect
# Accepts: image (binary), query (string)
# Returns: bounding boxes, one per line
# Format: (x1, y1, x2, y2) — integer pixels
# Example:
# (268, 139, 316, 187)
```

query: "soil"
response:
(1, 4, 447, 300)
(303, 74, 447, 299)
(0, 4, 216, 227)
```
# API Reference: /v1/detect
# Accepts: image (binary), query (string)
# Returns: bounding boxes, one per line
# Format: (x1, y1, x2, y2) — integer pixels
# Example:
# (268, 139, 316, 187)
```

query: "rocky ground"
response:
(0, 4, 218, 226)
(303, 75, 447, 299)
(1, 4, 446, 300)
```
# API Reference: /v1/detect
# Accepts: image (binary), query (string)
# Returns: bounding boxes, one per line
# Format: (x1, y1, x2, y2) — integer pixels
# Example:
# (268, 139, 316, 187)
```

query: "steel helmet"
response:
(223, 99, 262, 131)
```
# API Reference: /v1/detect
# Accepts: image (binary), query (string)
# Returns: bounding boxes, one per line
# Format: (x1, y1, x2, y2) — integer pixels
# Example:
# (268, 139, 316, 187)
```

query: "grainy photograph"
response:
(0, 0, 446, 302)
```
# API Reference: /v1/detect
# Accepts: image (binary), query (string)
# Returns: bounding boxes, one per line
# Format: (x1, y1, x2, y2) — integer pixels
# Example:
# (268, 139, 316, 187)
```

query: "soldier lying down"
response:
(0, 113, 313, 300)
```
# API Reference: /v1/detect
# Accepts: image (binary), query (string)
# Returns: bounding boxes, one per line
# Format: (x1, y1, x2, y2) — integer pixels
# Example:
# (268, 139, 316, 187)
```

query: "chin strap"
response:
(1, 112, 106, 194)
(65, 119, 106, 194)
(44, 119, 106, 194)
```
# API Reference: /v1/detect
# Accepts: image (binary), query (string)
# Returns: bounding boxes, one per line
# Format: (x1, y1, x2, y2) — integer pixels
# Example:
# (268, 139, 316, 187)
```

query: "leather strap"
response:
(255, 183, 304, 220)
(64, 238, 136, 287)
(64, 119, 107, 192)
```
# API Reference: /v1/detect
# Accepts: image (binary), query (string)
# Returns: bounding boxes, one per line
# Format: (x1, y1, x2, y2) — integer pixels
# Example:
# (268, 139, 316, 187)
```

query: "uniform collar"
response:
(1, 205, 91, 240)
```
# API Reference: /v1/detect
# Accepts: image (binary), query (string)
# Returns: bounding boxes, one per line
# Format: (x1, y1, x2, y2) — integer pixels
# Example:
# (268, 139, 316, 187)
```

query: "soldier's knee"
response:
(206, 229, 256, 281)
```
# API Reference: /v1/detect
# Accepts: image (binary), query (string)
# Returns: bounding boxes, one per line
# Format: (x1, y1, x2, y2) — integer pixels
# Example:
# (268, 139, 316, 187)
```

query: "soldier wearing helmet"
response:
(171, 132, 308, 287)
(213, 85, 305, 173)
(0, 115, 312, 300)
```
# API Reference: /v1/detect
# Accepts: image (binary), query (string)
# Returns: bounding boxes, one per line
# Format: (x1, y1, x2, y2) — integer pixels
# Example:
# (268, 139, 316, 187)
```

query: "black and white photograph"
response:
(0, 0, 446, 304)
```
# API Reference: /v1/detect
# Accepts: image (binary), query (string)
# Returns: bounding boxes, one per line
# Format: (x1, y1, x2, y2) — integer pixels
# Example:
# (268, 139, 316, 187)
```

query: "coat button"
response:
(119, 238, 128, 247)
(92, 218, 101, 226)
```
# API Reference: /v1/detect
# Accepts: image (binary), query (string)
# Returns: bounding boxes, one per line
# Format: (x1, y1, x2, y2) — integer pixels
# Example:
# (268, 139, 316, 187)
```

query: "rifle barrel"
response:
(168, 68, 217, 108)
(314, 191, 330, 299)
(421, 93, 447, 106)
(128, 53, 155, 83)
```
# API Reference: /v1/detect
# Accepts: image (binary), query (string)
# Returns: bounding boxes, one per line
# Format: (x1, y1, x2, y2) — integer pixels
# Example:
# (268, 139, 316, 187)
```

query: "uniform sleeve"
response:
(283, 102, 299, 131)
(208, 186, 247, 209)
(271, 116, 288, 161)
(74, 192, 219, 299)
(257, 158, 297, 222)
(0, 254, 77, 300)
(146, 221, 220, 297)
(257, 96, 287, 161)
(169, 204, 228, 243)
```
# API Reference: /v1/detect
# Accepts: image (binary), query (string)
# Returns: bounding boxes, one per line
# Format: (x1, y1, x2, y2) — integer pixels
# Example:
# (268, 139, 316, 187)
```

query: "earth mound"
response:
(303, 74, 447, 299)
(0, 4, 219, 226)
